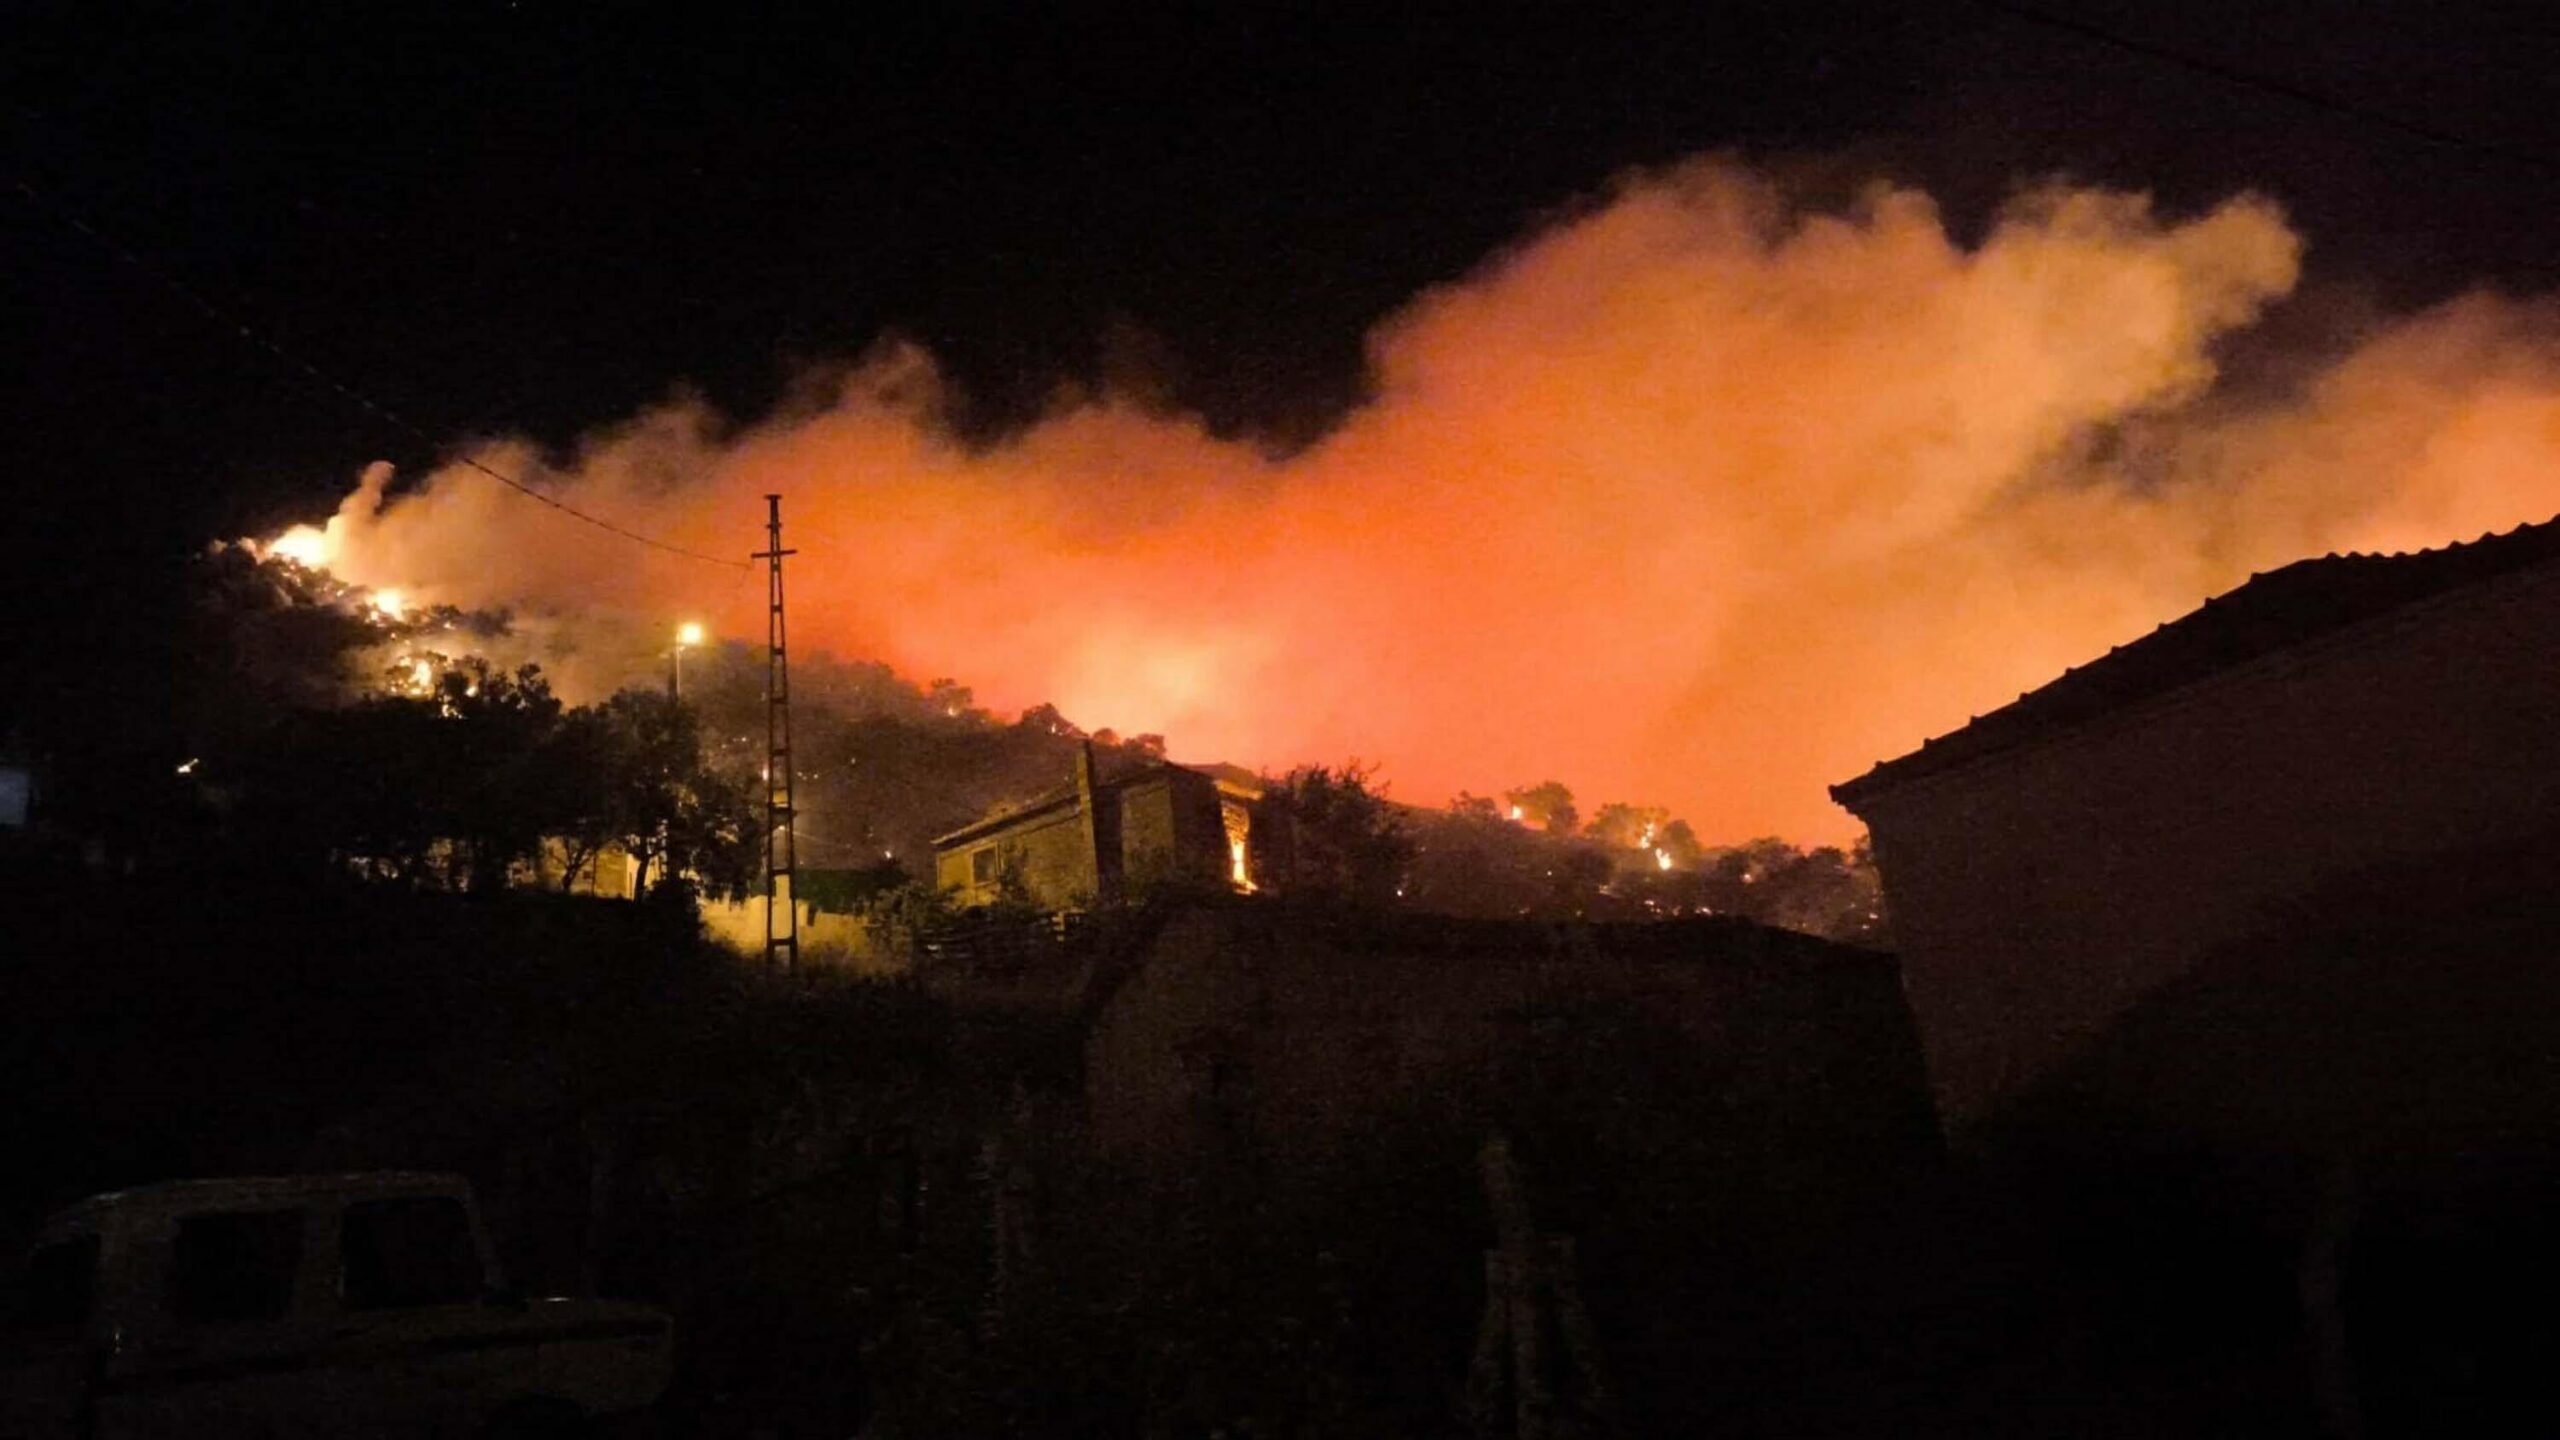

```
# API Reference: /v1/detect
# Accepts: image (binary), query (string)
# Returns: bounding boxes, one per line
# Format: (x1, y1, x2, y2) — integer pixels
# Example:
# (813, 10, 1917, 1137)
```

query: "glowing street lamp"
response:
(671, 621, 706, 700)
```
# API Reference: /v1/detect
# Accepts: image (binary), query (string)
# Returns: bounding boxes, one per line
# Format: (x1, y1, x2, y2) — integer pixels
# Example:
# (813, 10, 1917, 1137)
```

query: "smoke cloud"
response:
(278, 159, 2560, 841)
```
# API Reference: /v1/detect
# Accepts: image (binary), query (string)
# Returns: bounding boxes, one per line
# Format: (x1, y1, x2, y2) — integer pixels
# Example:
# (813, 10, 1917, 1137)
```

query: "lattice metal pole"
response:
(753, 494, 800, 972)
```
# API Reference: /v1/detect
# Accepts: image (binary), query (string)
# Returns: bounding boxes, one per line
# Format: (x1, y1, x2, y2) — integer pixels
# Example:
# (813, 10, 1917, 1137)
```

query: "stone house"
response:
(932, 742, 1255, 910)
(1832, 517, 2560, 1133)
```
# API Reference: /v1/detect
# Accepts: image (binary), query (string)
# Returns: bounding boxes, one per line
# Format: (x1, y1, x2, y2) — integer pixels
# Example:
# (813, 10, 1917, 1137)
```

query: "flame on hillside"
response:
(250, 159, 2560, 840)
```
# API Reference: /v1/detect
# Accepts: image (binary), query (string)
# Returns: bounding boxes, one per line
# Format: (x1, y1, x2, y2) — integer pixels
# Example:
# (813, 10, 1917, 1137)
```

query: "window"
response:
(168, 1211, 303, 1324)
(971, 846, 998, 885)
(340, 1197, 480, 1310)
(0, 765, 31, 828)
(12, 1235, 98, 1329)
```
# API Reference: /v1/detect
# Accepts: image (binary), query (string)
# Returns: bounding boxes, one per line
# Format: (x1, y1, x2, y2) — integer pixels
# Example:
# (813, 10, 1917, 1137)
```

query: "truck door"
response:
(331, 1193, 533, 1436)
(93, 1205, 335, 1440)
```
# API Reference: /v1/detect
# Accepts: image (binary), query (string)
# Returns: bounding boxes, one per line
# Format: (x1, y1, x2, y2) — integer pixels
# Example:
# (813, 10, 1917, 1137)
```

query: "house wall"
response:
(1116, 772, 1228, 892)
(1084, 908, 1936, 1180)
(1854, 561, 2560, 1131)
(590, 847, 635, 899)
(1077, 903, 1938, 1439)
(940, 803, 1098, 911)
(934, 846, 979, 902)
(700, 896, 896, 974)
(519, 838, 636, 898)
(1166, 772, 1231, 882)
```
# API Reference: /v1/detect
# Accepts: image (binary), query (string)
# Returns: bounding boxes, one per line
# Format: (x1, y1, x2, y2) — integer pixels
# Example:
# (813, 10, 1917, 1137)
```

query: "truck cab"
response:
(0, 1173, 670, 1438)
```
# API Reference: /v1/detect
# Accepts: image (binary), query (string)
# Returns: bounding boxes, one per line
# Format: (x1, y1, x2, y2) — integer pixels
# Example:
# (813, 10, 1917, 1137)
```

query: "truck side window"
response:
(12, 1235, 99, 1329)
(168, 1211, 303, 1324)
(340, 1197, 479, 1310)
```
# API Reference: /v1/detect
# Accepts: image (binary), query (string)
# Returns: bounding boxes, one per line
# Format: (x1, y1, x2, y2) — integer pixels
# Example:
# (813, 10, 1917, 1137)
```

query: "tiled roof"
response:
(932, 784, 1082, 849)
(1832, 514, 2560, 806)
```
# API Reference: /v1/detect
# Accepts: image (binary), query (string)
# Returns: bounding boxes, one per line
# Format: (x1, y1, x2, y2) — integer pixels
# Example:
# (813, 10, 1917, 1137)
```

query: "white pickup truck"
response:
(0, 1173, 672, 1438)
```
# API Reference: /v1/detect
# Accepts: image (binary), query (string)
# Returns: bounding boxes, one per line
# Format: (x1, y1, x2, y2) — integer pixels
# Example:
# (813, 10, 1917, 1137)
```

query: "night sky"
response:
(11, 0, 2560, 787)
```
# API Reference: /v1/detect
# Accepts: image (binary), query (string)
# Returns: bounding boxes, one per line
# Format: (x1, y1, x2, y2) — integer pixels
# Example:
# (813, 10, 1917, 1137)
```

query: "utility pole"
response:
(753, 495, 799, 973)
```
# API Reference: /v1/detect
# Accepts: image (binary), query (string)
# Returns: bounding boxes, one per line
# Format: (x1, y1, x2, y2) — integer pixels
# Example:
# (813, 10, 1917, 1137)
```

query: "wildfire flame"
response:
(265, 524, 332, 569)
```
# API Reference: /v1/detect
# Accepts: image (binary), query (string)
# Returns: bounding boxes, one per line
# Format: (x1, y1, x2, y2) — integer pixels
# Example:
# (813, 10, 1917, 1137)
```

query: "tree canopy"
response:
(225, 660, 759, 900)
(1248, 764, 1416, 906)
(178, 549, 1884, 943)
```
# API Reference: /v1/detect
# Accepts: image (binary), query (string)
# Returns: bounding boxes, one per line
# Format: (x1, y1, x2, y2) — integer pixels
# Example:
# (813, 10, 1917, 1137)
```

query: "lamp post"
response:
(671, 621, 705, 701)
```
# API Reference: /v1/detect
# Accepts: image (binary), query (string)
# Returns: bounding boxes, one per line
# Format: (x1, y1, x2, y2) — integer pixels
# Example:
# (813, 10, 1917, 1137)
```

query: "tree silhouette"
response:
(570, 689, 760, 901)
(431, 661, 567, 892)
(1585, 802, 1671, 851)
(1502, 781, 1579, 837)
(1248, 764, 1415, 905)
(1404, 794, 1556, 918)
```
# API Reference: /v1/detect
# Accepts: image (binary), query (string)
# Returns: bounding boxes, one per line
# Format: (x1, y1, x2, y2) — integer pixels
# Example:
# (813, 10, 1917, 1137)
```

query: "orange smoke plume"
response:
(277, 159, 2560, 841)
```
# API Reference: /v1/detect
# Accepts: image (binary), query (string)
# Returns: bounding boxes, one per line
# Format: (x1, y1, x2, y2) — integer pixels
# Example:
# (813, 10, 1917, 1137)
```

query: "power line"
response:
(1970, 1, 2560, 179)
(8, 171, 754, 570)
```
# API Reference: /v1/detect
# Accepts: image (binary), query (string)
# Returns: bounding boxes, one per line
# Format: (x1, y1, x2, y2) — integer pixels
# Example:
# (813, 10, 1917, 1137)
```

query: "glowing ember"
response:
(371, 588, 407, 621)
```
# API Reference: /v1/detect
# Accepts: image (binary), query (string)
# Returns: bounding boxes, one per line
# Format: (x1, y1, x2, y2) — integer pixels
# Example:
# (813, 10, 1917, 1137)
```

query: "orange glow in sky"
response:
(275, 160, 2560, 841)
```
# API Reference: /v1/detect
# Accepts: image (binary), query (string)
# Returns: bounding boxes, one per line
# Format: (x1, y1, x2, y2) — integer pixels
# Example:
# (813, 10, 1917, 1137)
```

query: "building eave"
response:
(931, 791, 1081, 850)
(1833, 514, 2560, 813)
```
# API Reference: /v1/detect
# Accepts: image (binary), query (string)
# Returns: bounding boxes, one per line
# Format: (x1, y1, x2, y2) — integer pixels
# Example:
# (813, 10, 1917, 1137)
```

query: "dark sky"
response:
(8, 0, 2560, 736)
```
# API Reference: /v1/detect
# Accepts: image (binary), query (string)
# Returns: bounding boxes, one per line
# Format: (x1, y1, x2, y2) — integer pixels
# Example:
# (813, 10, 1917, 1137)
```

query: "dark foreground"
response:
(5, 860, 2552, 1437)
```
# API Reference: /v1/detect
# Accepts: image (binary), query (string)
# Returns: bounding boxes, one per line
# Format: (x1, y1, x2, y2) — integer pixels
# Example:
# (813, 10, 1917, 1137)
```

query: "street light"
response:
(671, 622, 705, 700)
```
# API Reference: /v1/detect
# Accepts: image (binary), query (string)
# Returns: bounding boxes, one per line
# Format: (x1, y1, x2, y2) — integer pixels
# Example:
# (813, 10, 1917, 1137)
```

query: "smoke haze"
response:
(278, 159, 2560, 841)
